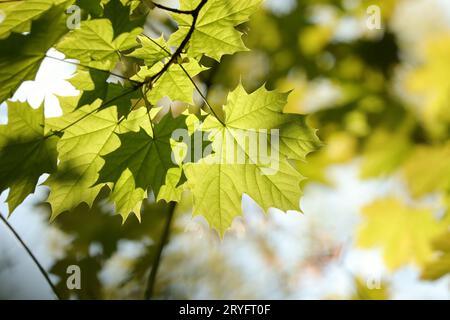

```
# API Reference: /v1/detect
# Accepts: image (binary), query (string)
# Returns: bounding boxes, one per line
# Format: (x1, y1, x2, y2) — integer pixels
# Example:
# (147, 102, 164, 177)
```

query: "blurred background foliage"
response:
(1, 0, 450, 299)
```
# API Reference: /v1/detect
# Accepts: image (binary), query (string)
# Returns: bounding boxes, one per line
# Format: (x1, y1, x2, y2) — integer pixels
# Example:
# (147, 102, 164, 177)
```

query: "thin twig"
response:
(45, 0, 208, 139)
(144, 33, 225, 125)
(46, 0, 207, 138)
(140, 86, 155, 137)
(144, 202, 177, 300)
(147, 0, 208, 83)
(0, 212, 62, 300)
(179, 64, 225, 126)
(45, 85, 143, 138)
(150, 1, 197, 14)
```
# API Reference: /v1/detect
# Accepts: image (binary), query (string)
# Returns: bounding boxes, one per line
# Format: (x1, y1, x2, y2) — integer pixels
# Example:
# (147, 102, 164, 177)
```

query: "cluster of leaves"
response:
(3, 0, 450, 300)
(0, 0, 319, 236)
(219, 0, 450, 280)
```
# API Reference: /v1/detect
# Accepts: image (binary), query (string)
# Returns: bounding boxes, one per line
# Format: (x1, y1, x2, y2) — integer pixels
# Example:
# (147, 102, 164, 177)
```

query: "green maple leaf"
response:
(0, 101, 58, 214)
(56, 18, 142, 70)
(0, 3, 69, 103)
(97, 112, 187, 219)
(103, 0, 146, 37)
(45, 101, 147, 219)
(0, 0, 69, 39)
(127, 35, 170, 68)
(169, 0, 262, 61)
(133, 58, 206, 105)
(69, 68, 140, 117)
(357, 198, 448, 270)
(184, 84, 320, 236)
(75, 0, 103, 17)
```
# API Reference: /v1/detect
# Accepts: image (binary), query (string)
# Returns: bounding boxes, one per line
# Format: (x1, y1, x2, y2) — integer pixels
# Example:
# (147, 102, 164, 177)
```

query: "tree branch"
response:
(147, 0, 208, 83)
(46, 0, 208, 139)
(150, 1, 197, 14)
(45, 85, 143, 139)
(144, 201, 177, 299)
(179, 64, 225, 126)
(0, 212, 62, 300)
(143, 32, 226, 126)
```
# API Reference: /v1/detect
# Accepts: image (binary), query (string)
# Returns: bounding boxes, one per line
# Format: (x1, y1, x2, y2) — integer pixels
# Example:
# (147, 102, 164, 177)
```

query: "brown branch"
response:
(142, 31, 226, 126)
(150, 1, 197, 14)
(147, 0, 208, 83)
(47, 0, 208, 138)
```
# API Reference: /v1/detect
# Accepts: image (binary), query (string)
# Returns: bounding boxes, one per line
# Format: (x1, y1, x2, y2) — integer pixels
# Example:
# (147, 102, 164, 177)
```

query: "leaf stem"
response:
(143, 34, 226, 126)
(179, 64, 226, 126)
(140, 85, 156, 137)
(45, 85, 143, 138)
(46, 0, 208, 138)
(0, 212, 62, 300)
(144, 201, 177, 299)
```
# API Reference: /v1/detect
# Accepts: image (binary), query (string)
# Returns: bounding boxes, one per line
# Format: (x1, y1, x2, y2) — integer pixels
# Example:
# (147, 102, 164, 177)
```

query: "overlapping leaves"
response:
(0, 0, 68, 39)
(0, 2, 70, 102)
(0, 0, 319, 237)
(96, 112, 188, 219)
(170, 0, 262, 61)
(44, 101, 149, 220)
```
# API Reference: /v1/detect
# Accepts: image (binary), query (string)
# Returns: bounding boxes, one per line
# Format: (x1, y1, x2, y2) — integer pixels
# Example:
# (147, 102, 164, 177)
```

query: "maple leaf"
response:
(133, 57, 206, 105)
(169, 0, 262, 61)
(0, 0, 69, 39)
(97, 112, 187, 220)
(184, 84, 320, 236)
(74, 0, 103, 17)
(56, 19, 142, 70)
(0, 101, 58, 213)
(357, 198, 448, 270)
(127, 35, 170, 68)
(103, 0, 146, 37)
(0, 3, 69, 103)
(45, 101, 148, 219)
(69, 68, 140, 117)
